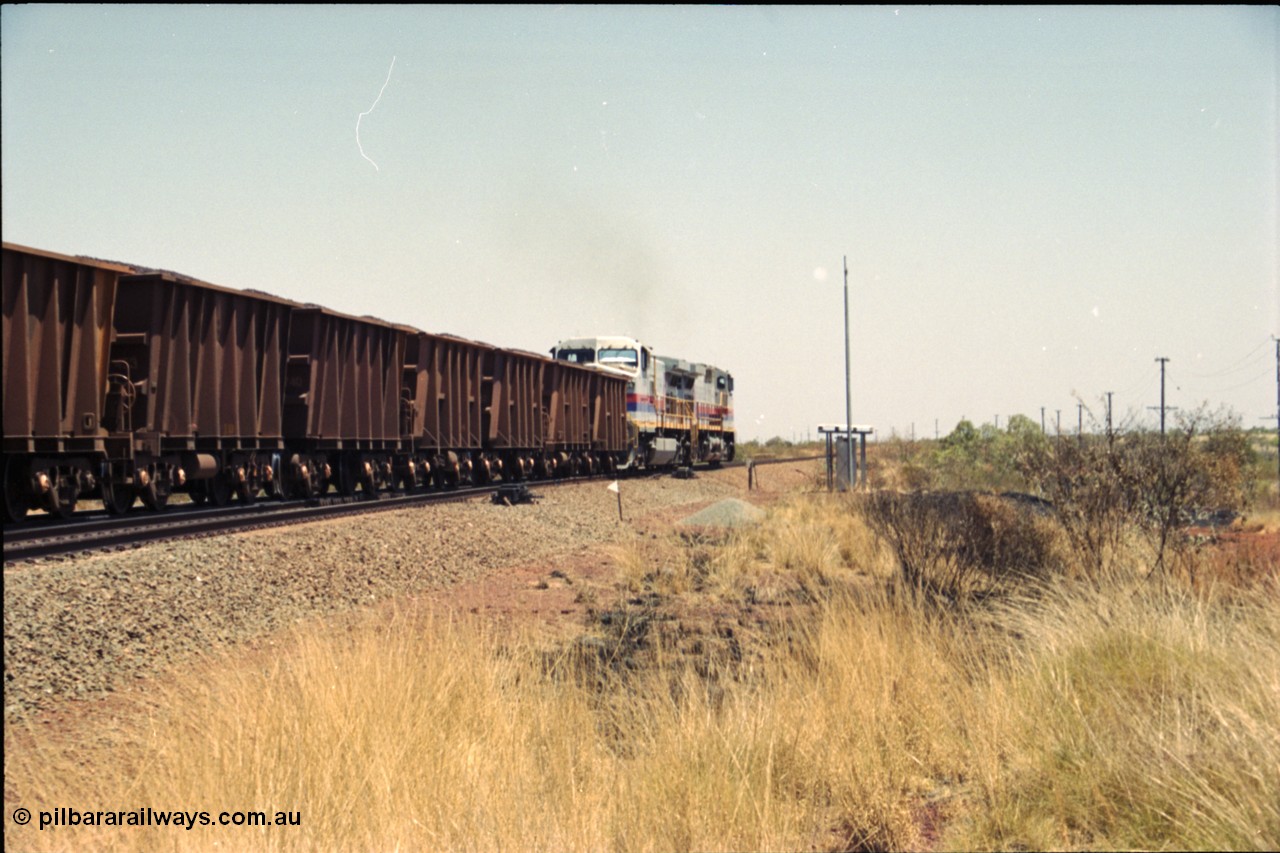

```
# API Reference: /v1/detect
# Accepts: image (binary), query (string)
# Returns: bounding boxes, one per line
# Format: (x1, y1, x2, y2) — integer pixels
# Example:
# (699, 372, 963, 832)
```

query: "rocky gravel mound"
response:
(678, 498, 765, 528)
(3, 473, 744, 720)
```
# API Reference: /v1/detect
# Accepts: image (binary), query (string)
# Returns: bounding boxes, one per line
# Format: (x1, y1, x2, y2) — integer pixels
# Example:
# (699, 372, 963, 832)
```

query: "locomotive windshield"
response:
(598, 347, 638, 368)
(556, 348, 595, 364)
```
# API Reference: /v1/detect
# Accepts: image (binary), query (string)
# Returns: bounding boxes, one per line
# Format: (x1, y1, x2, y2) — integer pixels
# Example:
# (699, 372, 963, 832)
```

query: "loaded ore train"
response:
(1, 242, 734, 522)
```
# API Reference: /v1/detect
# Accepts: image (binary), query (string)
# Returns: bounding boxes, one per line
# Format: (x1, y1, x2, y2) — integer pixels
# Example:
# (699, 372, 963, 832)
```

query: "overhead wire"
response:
(1181, 337, 1272, 379)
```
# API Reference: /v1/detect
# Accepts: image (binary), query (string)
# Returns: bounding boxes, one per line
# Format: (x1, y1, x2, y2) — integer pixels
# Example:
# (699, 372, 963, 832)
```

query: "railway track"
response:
(1, 461, 776, 565)
(3, 484, 534, 564)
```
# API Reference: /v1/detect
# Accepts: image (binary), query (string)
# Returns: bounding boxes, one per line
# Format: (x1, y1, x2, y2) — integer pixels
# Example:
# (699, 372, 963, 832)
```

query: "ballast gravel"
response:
(3, 473, 748, 720)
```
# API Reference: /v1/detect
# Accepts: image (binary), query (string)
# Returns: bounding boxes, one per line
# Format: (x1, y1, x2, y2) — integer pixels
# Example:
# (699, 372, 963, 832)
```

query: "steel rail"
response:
(4, 485, 508, 564)
(3, 461, 759, 565)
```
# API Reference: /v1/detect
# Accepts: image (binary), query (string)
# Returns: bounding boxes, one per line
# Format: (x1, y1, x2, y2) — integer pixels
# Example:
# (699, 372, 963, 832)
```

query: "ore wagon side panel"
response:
(406, 332, 485, 451)
(111, 273, 292, 451)
(591, 372, 628, 453)
(546, 361, 593, 450)
(486, 349, 545, 450)
(285, 306, 405, 448)
(2, 244, 123, 452)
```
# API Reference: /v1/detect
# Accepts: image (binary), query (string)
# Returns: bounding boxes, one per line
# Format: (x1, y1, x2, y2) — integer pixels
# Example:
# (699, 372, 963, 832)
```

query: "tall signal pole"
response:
(1155, 357, 1170, 434)
(843, 255, 853, 489)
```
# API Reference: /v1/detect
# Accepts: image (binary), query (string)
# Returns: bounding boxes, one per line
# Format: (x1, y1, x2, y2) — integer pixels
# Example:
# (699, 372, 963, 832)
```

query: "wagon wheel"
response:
(45, 473, 78, 520)
(140, 469, 171, 512)
(189, 481, 209, 506)
(335, 460, 356, 497)
(286, 456, 321, 501)
(2, 456, 29, 523)
(102, 478, 134, 514)
(208, 472, 233, 507)
(266, 457, 285, 500)
(358, 461, 379, 499)
(236, 478, 257, 505)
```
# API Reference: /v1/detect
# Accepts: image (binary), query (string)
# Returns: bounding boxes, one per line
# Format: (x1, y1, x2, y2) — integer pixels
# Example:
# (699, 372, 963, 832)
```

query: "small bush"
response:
(1023, 408, 1255, 578)
(859, 491, 1066, 601)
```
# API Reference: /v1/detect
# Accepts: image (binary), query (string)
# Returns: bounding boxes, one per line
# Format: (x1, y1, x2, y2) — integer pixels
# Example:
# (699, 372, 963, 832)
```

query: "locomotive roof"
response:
(553, 333, 733, 378)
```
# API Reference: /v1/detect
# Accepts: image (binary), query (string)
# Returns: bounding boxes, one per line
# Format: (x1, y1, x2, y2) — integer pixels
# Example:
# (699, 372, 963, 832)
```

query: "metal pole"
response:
(844, 255, 853, 490)
(1156, 356, 1170, 435)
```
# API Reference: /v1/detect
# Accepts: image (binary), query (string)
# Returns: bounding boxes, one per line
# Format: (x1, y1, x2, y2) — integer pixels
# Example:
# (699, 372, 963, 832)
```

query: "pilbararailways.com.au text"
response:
(25, 807, 301, 831)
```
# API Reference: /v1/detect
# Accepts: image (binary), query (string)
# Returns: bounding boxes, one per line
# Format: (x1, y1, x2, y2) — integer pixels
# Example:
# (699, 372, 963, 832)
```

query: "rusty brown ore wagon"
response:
(3, 244, 132, 520)
(107, 269, 297, 510)
(402, 331, 485, 486)
(3, 240, 633, 521)
(282, 305, 407, 498)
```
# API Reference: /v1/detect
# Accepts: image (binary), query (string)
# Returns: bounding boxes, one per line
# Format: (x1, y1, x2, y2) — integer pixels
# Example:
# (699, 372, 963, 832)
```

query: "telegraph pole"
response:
(1040, 406, 1046, 434)
(1105, 391, 1114, 437)
(1077, 402, 1083, 441)
(1273, 338, 1279, 488)
(843, 255, 853, 489)
(1155, 357, 1170, 434)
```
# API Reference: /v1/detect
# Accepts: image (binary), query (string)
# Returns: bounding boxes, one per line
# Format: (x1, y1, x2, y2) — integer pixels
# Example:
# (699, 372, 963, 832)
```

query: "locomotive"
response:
(550, 335, 735, 469)
(2, 242, 633, 522)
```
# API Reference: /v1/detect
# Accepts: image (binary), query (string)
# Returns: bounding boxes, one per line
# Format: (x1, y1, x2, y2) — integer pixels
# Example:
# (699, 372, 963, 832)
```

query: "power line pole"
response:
(1040, 406, 1046, 434)
(1056, 409, 1061, 436)
(1155, 357, 1170, 434)
(1105, 391, 1114, 437)
(1273, 338, 1279, 489)
(843, 255, 853, 489)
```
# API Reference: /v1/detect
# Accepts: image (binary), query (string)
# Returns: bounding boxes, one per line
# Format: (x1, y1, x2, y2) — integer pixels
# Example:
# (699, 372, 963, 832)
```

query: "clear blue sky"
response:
(3, 6, 1276, 442)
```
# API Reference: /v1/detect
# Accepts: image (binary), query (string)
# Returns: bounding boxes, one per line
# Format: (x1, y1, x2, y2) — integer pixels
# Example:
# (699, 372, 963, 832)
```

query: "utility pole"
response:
(1273, 338, 1279, 489)
(1155, 357, 1170, 435)
(843, 255, 853, 489)
(1040, 406, 1046, 434)
(934, 418, 939, 440)
(1077, 402, 1083, 441)
(1056, 409, 1061, 435)
(1105, 391, 1114, 437)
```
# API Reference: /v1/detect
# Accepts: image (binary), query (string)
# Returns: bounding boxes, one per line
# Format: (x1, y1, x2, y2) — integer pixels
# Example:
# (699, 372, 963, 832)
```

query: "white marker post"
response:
(607, 480, 622, 521)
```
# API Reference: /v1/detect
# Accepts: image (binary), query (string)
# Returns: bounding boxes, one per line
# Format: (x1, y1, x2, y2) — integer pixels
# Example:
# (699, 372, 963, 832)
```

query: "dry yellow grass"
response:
(6, 494, 1278, 852)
